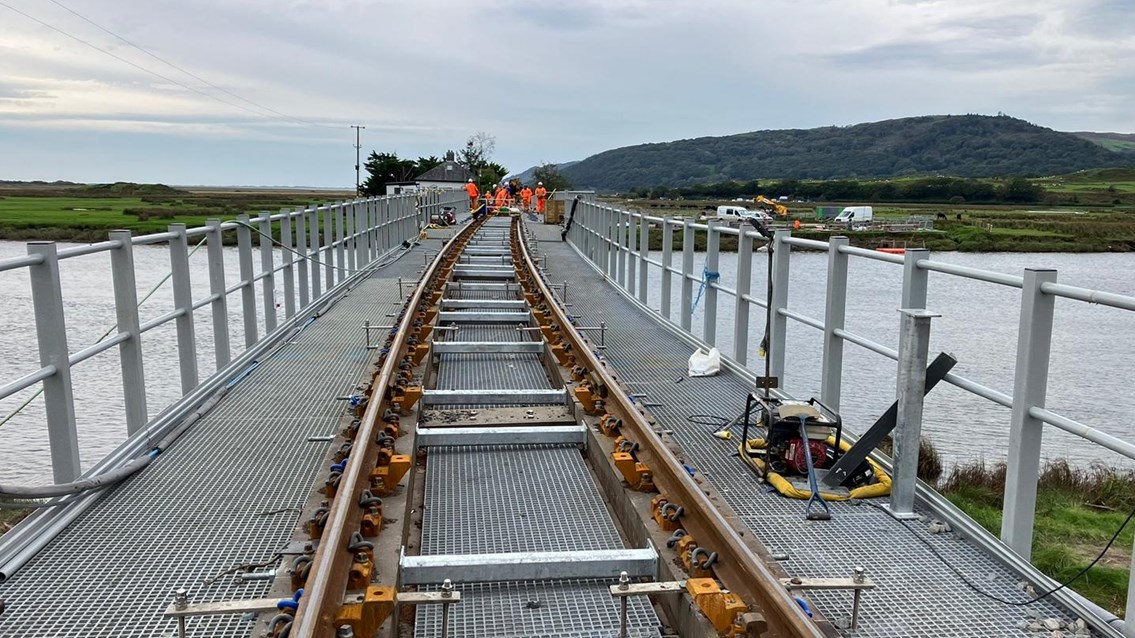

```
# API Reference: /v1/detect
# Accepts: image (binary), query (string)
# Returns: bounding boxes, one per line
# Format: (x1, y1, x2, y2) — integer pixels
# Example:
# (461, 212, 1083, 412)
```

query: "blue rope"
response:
(691, 267, 720, 315)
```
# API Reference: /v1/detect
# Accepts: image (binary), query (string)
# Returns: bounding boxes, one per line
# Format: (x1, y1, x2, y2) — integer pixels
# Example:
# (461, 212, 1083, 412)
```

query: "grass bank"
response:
(0, 183, 350, 243)
(0, 507, 31, 539)
(940, 460, 1134, 615)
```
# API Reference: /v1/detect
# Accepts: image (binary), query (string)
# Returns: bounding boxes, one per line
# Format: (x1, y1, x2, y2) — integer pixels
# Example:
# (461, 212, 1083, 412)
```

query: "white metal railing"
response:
(565, 199, 1135, 629)
(0, 190, 468, 485)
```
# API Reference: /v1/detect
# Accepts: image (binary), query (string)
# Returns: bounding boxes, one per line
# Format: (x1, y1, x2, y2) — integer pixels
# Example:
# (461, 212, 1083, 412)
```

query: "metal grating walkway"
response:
(0, 239, 448, 638)
(533, 221, 1096, 637)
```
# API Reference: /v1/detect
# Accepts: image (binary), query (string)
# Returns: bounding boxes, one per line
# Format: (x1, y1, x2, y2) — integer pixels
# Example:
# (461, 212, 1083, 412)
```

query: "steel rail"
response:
(512, 218, 833, 638)
(290, 218, 481, 637)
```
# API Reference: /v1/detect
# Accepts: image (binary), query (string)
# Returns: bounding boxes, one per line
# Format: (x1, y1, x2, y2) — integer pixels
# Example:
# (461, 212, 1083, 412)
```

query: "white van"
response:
(714, 205, 771, 223)
(833, 206, 873, 226)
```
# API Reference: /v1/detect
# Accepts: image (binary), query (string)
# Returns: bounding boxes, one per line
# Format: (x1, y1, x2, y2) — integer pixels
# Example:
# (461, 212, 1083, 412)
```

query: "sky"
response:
(0, 0, 1132, 187)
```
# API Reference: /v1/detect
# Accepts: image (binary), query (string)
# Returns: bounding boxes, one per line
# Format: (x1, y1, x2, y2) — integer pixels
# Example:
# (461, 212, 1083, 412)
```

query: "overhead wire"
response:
(42, 0, 324, 128)
(0, 0, 324, 128)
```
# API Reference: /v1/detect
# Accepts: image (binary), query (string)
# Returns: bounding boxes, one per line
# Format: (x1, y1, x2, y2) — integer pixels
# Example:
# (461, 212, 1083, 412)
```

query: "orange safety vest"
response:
(465, 182, 478, 198)
(495, 188, 508, 206)
(535, 186, 547, 200)
(521, 188, 532, 203)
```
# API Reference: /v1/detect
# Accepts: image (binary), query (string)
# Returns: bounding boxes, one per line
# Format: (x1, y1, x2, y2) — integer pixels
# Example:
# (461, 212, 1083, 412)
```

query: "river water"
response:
(2, 239, 1134, 485)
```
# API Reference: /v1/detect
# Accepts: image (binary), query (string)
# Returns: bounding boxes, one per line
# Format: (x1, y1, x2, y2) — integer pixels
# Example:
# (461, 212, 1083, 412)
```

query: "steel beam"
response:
(421, 389, 566, 406)
(432, 341, 543, 354)
(399, 548, 657, 585)
(436, 311, 530, 323)
(452, 269, 516, 279)
(887, 308, 940, 518)
(416, 424, 587, 447)
(440, 299, 527, 310)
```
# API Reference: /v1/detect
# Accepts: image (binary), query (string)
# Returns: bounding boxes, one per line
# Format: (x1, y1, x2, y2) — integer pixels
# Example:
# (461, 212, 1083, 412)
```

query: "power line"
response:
(0, 0, 318, 128)
(43, 0, 324, 128)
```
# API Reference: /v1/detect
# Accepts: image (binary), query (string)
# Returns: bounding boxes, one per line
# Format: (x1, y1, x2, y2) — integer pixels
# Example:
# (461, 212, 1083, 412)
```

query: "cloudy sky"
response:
(0, 0, 1131, 187)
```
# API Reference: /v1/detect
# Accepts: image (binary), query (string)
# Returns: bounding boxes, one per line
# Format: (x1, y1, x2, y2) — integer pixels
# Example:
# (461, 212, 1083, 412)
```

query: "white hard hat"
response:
(538, 181, 543, 185)
(468, 178, 473, 182)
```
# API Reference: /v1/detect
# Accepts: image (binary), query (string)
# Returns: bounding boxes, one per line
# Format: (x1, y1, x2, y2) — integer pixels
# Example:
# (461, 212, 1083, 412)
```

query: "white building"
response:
(384, 155, 475, 195)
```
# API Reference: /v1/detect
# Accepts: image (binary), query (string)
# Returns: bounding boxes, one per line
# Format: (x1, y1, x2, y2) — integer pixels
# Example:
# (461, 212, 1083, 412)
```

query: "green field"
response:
(0, 184, 350, 243)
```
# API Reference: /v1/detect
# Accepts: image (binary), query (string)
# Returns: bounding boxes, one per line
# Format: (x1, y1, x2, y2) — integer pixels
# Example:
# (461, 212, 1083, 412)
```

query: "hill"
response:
(561, 115, 1133, 192)
(1073, 132, 1135, 154)
(508, 161, 578, 184)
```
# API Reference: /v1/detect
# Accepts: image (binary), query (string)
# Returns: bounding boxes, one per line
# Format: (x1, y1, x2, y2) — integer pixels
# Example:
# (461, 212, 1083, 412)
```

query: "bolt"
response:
(853, 566, 865, 583)
(353, 552, 369, 564)
(174, 587, 188, 610)
(618, 570, 630, 591)
(336, 625, 355, 638)
(441, 578, 454, 598)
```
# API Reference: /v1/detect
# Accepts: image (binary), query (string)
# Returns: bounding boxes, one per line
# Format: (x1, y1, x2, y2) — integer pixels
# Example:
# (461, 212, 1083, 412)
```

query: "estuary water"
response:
(2, 238, 1135, 485)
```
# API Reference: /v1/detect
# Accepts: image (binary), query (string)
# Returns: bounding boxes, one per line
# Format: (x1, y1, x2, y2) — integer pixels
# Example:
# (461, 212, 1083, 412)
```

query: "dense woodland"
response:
(561, 115, 1133, 192)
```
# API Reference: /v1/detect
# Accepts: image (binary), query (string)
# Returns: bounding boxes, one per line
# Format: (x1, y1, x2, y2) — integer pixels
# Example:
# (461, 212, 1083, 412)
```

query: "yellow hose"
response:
(737, 436, 891, 500)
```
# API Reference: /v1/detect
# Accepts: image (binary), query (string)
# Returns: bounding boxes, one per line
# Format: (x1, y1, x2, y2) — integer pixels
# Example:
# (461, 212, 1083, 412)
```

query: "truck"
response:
(833, 206, 873, 227)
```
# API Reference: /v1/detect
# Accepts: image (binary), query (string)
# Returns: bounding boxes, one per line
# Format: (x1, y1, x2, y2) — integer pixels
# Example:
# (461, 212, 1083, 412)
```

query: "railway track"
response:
(266, 213, 833, 638)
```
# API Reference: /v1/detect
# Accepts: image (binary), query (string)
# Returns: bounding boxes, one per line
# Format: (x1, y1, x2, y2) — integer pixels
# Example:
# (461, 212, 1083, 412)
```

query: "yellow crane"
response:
(753, 195, 788, 218)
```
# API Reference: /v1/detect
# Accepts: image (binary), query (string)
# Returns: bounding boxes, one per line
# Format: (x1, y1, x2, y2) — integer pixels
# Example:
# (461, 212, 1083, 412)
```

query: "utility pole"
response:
(351, 125, 365, 195)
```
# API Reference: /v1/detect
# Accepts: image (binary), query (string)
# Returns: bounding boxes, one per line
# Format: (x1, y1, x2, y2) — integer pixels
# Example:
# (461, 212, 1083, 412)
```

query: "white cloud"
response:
(0, 0, 1130, 185)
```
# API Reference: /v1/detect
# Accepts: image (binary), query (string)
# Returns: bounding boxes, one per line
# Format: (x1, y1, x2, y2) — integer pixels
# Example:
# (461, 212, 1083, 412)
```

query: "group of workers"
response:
(464, 179, 548, 215)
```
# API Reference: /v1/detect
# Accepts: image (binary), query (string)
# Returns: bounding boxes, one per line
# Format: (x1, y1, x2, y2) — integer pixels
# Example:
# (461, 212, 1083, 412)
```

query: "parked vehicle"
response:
(712, 205, 772, 223)
(833, 206, 873, 226)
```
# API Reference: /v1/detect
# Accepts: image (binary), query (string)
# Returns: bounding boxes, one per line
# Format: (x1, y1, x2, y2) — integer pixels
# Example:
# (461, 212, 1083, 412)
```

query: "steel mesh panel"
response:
(534, 223, 1094, 637)
(414, 578, 661, 638)
(435, 353, 552, 391)
(0, 238, 447, 638)
(420, 445, 626, 555)
(446, 324, 530, 342)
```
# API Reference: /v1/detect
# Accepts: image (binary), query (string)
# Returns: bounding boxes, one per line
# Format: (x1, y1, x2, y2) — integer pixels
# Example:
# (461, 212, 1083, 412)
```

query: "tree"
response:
(533, 163, 572, 191)
(360, 152, 418, 196)
(459, 132, 495, 172)
(478, 162, 509, 193)
(416, 156, 442, 174)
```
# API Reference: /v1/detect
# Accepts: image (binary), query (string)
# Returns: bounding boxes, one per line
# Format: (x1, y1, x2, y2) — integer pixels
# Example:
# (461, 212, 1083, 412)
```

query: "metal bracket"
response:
(779, 569, 875, 629)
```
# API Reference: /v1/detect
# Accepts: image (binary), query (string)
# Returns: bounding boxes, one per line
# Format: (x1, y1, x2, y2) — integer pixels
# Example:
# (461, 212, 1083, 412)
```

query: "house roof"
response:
(415, 161, 474, 183)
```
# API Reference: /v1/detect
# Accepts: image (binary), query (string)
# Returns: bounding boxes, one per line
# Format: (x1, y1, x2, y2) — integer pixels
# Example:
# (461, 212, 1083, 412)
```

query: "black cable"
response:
(862, 500, 1135, 606)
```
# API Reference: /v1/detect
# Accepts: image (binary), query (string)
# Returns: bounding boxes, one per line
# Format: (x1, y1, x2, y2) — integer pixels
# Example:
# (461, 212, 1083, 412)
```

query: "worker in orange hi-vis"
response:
(495, 184, 508, 210)
(793, 219, 801, 230)
(520, 185, 533, 211)
(464, 179, 479, 209)
(535, 182, 548, 214)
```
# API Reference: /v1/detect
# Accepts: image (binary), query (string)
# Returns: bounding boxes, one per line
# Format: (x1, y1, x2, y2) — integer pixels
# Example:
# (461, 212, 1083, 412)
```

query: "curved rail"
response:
(290, 218, 484, 637)
(512, 217, 831, 638)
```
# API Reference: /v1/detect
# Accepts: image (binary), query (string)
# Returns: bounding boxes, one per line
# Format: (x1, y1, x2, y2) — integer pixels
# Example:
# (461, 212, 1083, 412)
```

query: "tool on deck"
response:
(796, 415, 832, 521)
(821, 352, 957, 488)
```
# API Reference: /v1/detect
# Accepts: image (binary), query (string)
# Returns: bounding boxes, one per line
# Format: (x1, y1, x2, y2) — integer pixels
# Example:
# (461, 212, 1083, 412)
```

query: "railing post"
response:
(108, 230, 148, 435)
(621, 210, 631, 287)
(236, 214, 258, 348)
(768, 230, 791, 382)
(280, 210, 297, 319)
(309, 207, 321, 299)
(1001, 269, 1057, 559)
(26, 242, 81, 483)
(324, 204, 334, 290)
(820, 236, 849, 410)
(258, 212, 277, 333)
(295, 207, 310, 308)
(626, 213, 637, 297)
(347, 201, 358, 273)
(167, 224, 199, 395)
(680, 220, 695, 331)
(704, 220, 720, 345)
(606, 207, 617, 278)
(902, 248, 929, 309)
(638, 214, 649, 304)
(362, 199, 373, 264)
(661, 219, 674, 320)
(733, 228, 753, 365)
(205, 219, 231, 369)
(335, 202, 346, 283)
(887, 308, 940, 518)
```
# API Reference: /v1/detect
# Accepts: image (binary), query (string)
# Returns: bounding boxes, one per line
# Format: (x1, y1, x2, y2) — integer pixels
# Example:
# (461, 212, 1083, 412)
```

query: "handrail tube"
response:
(57, 240, 122, 260)
(916, 259, 1024, 288)
(740, 293, 768, 309)
(779, 307, 825, 331)
(131, 231, 179, 245)
(1030, 406, 1135, 461)
(708, 281, 737, 296)
(0, 366, 56, 402)
(782, 237, 830, 250)
(184, 227, 210, 238)
(1041, 281, 1135, 312)
(0, 254, 45, 272)
(837, 244, 905, 264)
(191, 293, 222, 311)
(943, 371, 1014, 408)
(68, 332, 130, 366)
(138, 308, 187, 334)
(519, 219, 831, 637)
(224, 279, 252, 296)
(833, 327, 899, 359)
